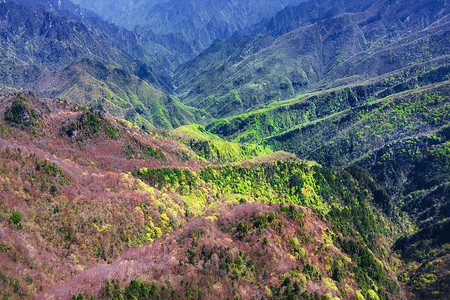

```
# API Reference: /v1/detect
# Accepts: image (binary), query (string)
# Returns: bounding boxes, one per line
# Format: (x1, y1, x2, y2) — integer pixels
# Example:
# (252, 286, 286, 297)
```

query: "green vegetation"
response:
(207, 66, 450, 144)
(175, 4, 449, 119)
(123, 138, 166, 161)
(132, 167, 197, 192)
(36, 158, 71, 186)
(0, 0, 448, 298)
(133, 160, 395, 248)
(1, 90, 428, 300)
(5, 96, 38, 127)
(263, 83, 450, 167)
(64, 108, 119, 140)
(171, 124, 272, 163)
(9, 211, 22, 229)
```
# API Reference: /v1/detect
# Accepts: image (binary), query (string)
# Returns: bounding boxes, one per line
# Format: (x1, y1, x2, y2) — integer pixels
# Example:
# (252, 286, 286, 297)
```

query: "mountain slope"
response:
(199, 55, 450, 300)
(174, 0, 450, 118)
(357, 126, 450, 299)
(0, 1, 448, 299)
(71, 0, 307, 48)
(0, 58, 208, 129)
(258, 83, 450, 299)
(0, 0, 173, 90)
(0, 0, 212, 129)
(262, 82, 449, 167)
(0, 93, 406, 299)
(206, 64, 450, 144)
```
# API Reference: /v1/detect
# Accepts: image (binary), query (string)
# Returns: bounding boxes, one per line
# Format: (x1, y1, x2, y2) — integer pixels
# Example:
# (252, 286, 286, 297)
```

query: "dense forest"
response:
(0, 0, 448, 299)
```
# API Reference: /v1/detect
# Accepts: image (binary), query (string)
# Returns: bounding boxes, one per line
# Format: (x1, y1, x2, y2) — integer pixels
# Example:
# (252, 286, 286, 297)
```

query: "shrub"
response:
(50, 185, 58, 194)
(9, 211, 22, 229)
(253, 215, 268, 229)
(268, 212, 277, 222)
(237, 222, 249, 235)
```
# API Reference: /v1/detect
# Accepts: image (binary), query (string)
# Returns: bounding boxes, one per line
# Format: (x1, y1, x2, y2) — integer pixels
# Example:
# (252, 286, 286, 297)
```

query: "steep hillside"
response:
(198, 47, 450, 298)
(174, 0, 449, 118)
(0, 1, 448, 299)
(0, 93, 407, 299)
(171, 124, 272, 163)
(356, 126, 450, 299)
(0, 0, 212, 129)
(206, 64, 450, 143)
(204, 79, 450, 299)
(6, 0, 191, 73)
(0, 2, 138, 78)
(0, 59, 208, 129)
(262, 82, 450, 167)
(245, 0, 377, 38)
(71, 0, 307, 48)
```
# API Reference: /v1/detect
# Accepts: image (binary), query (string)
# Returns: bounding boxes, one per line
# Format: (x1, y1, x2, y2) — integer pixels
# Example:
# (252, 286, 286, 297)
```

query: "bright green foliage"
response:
(172, 124, 272, 163)
(9, 211, 22, 229)
(55, 61, 209, 130)
(263, 83, 450, 167)
(367, 289, 381, 300)
(132, 160, 392, 248)
(132, 167, 198, 192)
(207, 66, 450, 144)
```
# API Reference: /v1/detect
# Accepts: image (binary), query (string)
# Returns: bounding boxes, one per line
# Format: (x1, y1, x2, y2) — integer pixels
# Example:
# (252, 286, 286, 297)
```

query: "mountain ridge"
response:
(174, 0, 449, 118)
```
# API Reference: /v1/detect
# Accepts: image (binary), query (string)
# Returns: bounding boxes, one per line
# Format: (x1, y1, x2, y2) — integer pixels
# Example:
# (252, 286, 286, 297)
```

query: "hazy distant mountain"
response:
(71, 0, 307, 48)
(245, 0, 378, 38)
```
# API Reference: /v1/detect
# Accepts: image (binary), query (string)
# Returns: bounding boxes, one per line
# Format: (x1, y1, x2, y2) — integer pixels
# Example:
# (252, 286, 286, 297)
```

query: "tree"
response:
(9, 210, 23, 229)
(237, 222, 248, 235)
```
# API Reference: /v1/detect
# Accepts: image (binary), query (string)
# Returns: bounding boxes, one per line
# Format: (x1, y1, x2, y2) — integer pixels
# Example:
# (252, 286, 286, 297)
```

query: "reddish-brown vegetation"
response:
(0, 93, 404, 299)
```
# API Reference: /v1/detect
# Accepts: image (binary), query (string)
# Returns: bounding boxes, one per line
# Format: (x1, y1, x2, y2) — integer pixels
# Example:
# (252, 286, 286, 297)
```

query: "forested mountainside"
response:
(0, 93, 408, 299)
(6, 0, 198, 72)
(0, 0, 210, 129)
(175, 0, 449, 118)
(0, 1, 170, 88)
(0, 0, 449, 299)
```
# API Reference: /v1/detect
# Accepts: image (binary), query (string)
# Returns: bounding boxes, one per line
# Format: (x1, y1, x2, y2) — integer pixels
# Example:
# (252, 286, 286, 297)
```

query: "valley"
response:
(0, 0, 448, 299)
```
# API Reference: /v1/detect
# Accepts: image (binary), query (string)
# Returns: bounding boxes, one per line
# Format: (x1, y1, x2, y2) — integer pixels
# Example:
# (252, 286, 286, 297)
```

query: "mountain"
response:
(69, 0, 166, 25)
(0, 0, 174, 88)
(0, 0, 449, 299)
(71, 0, 307, 48)
(184, 3, 450, 298)
(245, 0, 379, 38)
(200, 42, 450, 300)
(174, 0, 449, 118)
(1, 58, 208, 129)
(206, 64, 450, 143)
(0, 0, 211, 129)
(0, 93, 406, 299)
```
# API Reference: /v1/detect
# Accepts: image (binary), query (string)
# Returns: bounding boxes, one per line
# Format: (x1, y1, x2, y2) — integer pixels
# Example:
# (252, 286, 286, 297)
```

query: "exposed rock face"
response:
(15, 108, 30, 124)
